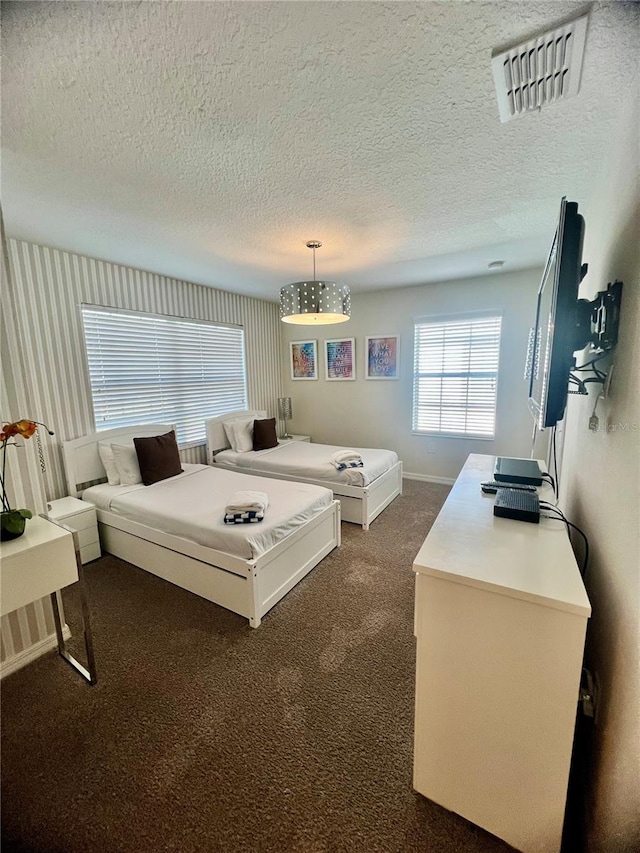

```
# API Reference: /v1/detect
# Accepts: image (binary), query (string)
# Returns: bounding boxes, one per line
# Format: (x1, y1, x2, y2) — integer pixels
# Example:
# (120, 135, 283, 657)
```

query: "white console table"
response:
(0, 515, 97, 684)
(412, 453, 590, 853)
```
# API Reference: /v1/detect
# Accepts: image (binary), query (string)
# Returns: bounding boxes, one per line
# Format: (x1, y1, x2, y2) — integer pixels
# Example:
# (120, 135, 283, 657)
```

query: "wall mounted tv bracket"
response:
(569, 280, 623, 395)
(574, 280, 623, 353)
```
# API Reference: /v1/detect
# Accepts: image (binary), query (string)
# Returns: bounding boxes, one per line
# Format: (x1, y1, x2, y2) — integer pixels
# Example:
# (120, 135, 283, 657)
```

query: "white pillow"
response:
(222, 417, 254, 452)
(233, 418, 255, 453)
(98, 441, 120, 486)
(111, 443, 143, 486)
(222, 421, 237, 451)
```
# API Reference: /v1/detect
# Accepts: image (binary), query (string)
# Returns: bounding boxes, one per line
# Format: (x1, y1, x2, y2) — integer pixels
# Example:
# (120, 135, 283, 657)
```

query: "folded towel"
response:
(333, 459, 364, 471)
(330, 449, 363, 470)
(331, 449, 363, 465)
(225, 490, 270, 514)
(224, 509, 265, 524)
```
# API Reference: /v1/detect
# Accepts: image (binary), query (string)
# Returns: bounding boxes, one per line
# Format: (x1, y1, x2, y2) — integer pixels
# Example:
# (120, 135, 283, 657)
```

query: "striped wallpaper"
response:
(1, 237, 283, 670)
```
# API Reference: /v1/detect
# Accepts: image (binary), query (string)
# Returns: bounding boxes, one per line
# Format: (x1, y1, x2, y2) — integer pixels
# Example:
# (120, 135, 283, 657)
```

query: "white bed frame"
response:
(62, 425, 341, 628)
(205, 410, 403, 531)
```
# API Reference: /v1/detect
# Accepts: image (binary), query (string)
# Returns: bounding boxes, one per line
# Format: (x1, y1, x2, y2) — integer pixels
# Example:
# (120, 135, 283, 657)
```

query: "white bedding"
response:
(214, 441, 398, 488)
(83, 463, 333, 560)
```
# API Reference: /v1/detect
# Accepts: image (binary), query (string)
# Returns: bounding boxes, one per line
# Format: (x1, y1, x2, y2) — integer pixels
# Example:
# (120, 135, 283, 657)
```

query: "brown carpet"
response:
(1, 480, 513, 853)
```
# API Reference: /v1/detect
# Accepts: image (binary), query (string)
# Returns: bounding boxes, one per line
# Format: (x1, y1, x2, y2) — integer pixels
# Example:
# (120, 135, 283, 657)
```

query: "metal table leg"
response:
(48, 527, 97, 685)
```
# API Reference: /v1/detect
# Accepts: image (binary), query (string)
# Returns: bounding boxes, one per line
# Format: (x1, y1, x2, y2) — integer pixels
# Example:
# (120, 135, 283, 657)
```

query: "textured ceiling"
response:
(2, 1, 638, 298)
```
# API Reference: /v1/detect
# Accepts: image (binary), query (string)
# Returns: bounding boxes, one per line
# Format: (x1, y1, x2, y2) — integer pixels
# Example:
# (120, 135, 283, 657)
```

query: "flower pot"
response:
(0, 510, 31, 541)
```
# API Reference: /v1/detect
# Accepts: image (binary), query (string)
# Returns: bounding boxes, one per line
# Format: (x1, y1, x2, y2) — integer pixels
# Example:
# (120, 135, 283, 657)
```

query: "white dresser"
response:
(47, 497, 101, 564)
(412, 453, 590, 853)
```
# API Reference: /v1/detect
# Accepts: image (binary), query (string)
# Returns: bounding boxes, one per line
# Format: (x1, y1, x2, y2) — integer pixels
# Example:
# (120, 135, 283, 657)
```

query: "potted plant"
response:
(1, 419, 54, 541)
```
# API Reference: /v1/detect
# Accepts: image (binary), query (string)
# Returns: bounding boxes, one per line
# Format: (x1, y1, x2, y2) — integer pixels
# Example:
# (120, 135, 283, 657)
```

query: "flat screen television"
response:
(527, 198, 586, 430)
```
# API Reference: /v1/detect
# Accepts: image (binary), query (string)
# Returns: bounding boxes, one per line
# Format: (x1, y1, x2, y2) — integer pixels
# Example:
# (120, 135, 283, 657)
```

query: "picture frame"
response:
(325, 338, 355, 381)
(290, 339, 318, 380)
(365, 335, 399, 380)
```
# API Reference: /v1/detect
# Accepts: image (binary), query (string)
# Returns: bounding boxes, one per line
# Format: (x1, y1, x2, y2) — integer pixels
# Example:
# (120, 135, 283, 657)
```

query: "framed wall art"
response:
(366, 335, 399, 380)
(325, 338, 355, 381)
(290, 340, 318, 380)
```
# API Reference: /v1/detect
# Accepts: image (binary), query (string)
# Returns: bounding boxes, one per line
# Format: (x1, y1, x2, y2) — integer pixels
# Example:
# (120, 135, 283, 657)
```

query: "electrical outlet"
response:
(427, 442, 436, 454)
(580, 668, 598, 719)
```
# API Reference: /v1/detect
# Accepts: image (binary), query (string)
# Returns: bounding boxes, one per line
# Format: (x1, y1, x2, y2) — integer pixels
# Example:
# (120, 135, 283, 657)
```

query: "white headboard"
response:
(62, 424, 174, 497)
(205, 410, 267, 463)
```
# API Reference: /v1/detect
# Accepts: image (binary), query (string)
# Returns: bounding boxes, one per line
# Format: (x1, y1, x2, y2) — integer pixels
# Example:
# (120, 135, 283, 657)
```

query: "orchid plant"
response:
(1, 419, 54, 539)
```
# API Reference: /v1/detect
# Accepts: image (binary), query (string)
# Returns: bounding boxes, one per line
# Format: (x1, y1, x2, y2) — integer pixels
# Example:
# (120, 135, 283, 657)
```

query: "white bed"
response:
(205, 410, 403, 531)
(62, 425, 341, 628)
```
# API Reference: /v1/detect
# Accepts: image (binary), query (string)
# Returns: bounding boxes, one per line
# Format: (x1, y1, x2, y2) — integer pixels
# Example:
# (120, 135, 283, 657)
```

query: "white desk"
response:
(412, 454, 590, 853)
(0, 515, 97, 684)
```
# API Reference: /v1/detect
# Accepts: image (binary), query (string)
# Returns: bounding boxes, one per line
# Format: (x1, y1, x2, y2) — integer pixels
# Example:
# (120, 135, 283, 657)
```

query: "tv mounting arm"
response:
(568, 280, 624, 396)
(573, 280, 623, 353)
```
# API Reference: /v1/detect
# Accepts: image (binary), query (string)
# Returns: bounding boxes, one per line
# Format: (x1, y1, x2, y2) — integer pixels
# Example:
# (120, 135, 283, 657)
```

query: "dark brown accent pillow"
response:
(133, 430, 183, 486)
(253, 418, 278, 451)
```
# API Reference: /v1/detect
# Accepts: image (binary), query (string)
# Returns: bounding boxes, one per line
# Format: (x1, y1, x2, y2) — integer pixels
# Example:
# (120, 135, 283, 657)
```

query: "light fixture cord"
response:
(313, 245, 316, 280)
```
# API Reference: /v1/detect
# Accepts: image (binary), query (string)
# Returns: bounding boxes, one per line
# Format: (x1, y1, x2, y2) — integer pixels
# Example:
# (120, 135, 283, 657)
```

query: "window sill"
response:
(178, 439, 207, 451)
(411, 431, 496, 441)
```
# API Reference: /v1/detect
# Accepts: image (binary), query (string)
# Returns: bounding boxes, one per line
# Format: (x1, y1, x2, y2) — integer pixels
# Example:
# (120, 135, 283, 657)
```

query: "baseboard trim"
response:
(0, 625, 71, 680)
(403, 472, 456, 486)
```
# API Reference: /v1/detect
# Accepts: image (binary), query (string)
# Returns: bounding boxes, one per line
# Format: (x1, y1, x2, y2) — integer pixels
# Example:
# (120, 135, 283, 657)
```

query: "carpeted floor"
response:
(1, 480, 514, 853)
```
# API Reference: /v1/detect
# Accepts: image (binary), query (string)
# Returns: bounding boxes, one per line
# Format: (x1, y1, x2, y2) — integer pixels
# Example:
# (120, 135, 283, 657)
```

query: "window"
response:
(413, 314, 502, 438)
(81, 305, 247, 446)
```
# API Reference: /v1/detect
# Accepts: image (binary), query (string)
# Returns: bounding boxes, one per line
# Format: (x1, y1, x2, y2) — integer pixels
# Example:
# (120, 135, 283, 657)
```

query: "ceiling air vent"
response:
(492, 14, 588, 123)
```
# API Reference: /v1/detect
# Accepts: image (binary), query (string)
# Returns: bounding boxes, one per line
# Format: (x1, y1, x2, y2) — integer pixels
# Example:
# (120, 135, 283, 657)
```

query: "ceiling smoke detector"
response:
(492, 14, 589, 123)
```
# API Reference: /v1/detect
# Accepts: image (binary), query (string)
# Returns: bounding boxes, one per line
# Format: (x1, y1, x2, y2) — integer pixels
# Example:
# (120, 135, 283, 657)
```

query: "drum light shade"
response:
(280, 280, 351, 325)
(280, 241, 351, 325)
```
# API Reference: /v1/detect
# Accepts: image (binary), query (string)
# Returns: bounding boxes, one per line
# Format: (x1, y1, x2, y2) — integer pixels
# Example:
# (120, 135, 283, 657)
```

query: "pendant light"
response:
(280, 241, 351, 325)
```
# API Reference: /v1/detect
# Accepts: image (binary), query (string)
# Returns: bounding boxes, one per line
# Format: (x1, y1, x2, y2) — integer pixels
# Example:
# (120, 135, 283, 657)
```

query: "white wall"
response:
(280, 268, 545, 481)
(559, 92, 640, 853)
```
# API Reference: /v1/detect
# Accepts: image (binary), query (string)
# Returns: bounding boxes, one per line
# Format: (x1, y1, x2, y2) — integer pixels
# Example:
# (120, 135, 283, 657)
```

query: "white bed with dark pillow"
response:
(62, 424, 340, 628)
(205, 410, 403, 531)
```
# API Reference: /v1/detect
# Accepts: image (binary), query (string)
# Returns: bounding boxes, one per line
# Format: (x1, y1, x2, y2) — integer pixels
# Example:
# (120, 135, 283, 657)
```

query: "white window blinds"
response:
(413, 315, 502, 438)
(81, 306, 248, 446)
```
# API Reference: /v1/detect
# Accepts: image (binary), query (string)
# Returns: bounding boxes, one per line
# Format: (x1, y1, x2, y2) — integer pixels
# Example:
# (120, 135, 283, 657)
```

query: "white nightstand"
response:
(286, 434, 311, 443)
(47, 497, 101, 564)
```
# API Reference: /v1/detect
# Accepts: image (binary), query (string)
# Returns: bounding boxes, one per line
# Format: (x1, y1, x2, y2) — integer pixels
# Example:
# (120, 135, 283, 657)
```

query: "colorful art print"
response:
(290, 340, 318, 380)
(325, 338, 355, 381)
(366, 335, 399, 379)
